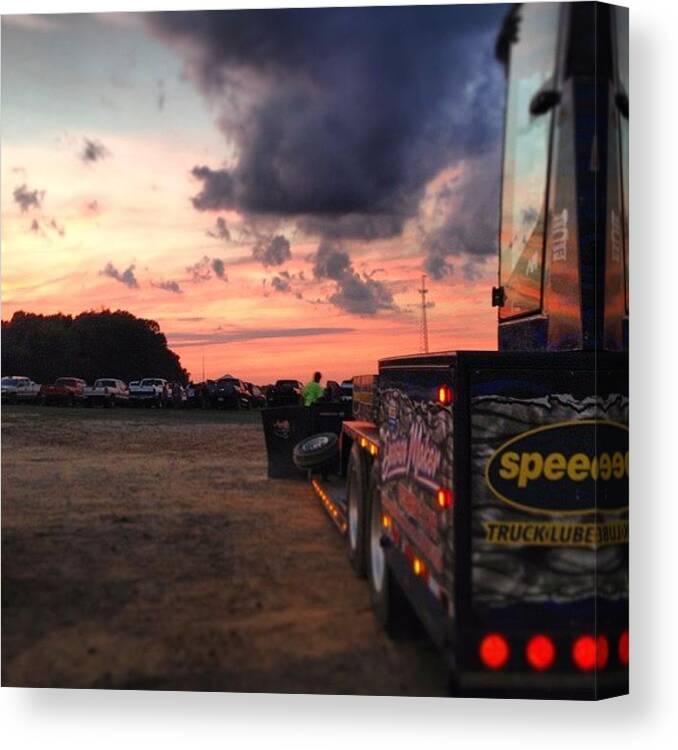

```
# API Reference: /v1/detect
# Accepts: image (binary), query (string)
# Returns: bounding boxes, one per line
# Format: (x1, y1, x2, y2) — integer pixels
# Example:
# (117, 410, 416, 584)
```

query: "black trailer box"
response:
(377, 350, 628, 699)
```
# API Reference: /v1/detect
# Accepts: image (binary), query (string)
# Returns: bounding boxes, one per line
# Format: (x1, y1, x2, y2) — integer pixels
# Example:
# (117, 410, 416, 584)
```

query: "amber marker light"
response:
(526, 634, 556, 672)
(369, 443, 378, 456)
(381, 513, 392, 529)
(437, 384, 453, 406)
(436, 488, 453, 509)
(479, 634, 510, 670)
(412, 557, 427, 577)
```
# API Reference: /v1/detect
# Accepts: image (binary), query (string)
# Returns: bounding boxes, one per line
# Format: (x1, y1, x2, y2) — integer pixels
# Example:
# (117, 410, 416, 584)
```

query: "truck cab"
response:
(494, 2, 629, 353)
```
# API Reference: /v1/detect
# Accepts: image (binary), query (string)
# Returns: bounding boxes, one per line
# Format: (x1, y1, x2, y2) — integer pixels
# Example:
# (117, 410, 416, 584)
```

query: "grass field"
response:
(1, 405, 446, 695)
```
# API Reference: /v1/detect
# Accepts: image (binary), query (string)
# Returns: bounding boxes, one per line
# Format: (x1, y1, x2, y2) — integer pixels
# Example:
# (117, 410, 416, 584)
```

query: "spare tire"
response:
(293, 432, 339, 469)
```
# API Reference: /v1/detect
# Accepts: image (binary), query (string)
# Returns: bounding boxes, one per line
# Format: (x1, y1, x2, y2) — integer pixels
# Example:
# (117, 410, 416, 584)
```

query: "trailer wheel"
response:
(346, 443, 368, 577)
(367, 464, 410, 635)
(292, 433, 338, 469)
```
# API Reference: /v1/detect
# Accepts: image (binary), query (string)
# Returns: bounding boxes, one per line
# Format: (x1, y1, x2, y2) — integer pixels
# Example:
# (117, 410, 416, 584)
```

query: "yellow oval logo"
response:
(485, 420, 629, 516)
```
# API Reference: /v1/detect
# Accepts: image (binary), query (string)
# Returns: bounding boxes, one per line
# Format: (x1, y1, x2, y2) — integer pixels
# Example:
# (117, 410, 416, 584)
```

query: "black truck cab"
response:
(495, 2, 629, 353)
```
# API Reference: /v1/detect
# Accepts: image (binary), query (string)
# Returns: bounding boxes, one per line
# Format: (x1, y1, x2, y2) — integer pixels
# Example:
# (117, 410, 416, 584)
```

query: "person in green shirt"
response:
(302, 371, 324, 406)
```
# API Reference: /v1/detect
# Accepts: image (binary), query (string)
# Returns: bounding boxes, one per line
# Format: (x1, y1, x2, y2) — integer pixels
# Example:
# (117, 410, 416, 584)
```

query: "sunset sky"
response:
(1, 5, 507, 383)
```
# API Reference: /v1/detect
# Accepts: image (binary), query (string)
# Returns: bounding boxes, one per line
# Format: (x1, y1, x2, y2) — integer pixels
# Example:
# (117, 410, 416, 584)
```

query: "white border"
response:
(2, 0, 677, 748)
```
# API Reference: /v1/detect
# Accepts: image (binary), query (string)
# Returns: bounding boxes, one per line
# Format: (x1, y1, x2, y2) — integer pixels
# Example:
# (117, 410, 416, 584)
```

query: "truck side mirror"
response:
(529, 88, 561, 116)
(615, 91, 629, 119)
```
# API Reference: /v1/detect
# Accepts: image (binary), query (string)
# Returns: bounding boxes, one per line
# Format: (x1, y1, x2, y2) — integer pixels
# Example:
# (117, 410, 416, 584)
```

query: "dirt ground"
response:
(1, 405, 448, 695)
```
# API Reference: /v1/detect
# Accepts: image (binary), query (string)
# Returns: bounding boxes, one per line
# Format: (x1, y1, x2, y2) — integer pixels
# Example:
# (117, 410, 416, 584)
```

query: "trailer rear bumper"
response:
(455, 669, 628, 700)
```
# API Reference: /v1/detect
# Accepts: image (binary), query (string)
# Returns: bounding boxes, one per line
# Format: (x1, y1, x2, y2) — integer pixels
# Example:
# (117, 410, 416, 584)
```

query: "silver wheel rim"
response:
(348, 472, 359, 551)
(370, 494, 385, 593)
(304, 435, 330, 452)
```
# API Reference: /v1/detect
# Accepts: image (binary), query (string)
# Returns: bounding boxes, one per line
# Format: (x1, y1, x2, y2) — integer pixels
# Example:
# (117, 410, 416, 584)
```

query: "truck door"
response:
(498, 3, 562, 321)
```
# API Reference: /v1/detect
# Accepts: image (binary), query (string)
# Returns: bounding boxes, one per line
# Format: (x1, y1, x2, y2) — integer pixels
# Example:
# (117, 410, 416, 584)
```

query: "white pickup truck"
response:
(83, 378, 129, 407)
(128, 378, 168, 407)
(1, 375, 42, 403)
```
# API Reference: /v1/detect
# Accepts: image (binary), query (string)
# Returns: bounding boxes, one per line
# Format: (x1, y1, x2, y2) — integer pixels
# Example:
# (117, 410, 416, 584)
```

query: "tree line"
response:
(2, 310, 189, 385)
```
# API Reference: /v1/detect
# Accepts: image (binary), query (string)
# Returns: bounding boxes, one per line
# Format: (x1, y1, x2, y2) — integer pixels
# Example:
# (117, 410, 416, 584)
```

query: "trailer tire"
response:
(293, 432, 338, 469)
(346, 443, 368, 577)
(367, 463, 410, 636)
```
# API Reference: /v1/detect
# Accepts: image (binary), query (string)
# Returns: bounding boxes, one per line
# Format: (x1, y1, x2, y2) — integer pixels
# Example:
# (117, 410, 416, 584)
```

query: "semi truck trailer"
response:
(266, 2, 629, 699)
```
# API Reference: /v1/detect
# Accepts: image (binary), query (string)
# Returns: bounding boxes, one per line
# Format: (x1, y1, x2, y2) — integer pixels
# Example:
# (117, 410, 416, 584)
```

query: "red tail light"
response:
(596, 635, 609, 669)
(526, 634, 556, 672)
(479, 633, 510, 670)
(618, 630, 629, 666)
(572, 634, 609, 671)
(572, 636, 596, 671)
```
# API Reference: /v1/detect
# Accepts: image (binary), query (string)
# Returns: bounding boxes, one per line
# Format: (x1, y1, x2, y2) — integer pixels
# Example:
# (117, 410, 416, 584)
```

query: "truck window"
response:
(499, 2, 561, 319)
(615, 7, 629, 313)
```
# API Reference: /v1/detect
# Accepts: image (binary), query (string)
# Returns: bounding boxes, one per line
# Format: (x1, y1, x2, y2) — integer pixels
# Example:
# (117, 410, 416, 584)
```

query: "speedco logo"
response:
(485, 420, 629, 516)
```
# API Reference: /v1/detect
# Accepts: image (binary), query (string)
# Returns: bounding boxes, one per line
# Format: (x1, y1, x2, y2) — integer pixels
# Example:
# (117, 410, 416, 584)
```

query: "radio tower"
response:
(419, 274, 430, 354)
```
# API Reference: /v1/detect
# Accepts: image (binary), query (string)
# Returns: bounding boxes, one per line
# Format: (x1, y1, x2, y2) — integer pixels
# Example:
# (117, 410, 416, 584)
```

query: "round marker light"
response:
(618, 631, 629, 666)
(479, 634, 510, 670)
(526, 634, 556, 672)
(572, 635, 596, 671)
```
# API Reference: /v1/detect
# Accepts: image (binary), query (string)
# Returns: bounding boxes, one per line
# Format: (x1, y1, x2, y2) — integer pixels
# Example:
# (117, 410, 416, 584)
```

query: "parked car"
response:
(83, 378, 129, 407)
(246, 383, 267, 409)
(41, 377, 87, 406)
(211, 376, 250, 409)
(340, 379, 354, 403)
(267, 379, 303, 407)
(186, 381, 209, 408)
(129, 378, 168, 407)
(166, 382, 187, 408)
(1, 376, 42, 403)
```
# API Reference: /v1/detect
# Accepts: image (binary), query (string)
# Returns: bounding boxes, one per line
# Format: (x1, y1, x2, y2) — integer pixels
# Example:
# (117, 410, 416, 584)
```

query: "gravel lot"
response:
(1, 405, 447, 695)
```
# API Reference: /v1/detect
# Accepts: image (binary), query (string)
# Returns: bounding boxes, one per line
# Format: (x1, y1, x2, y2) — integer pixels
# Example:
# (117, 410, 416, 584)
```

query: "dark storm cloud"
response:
(298, 214, 406, 242)
(312, 241, 350, 281)
(186, 256, 212, 282)
(206, 216, 231, 241)
(190, 166, 235, 211)
(100, 262, 139, 289)
(421, 149, 501, 279)
(153, 279, 183, 293)
(329, 272, 395, 316)
(186, 255, 228, 282)
(252, 234, 291, 267)
(148, 5, 507, 240)
(13, 184, 45, 212)
(271, 275, 291, 293)
(81, 138, 109, 163)
(312, 240, 394, 315)
(211, 257, 227, 279)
